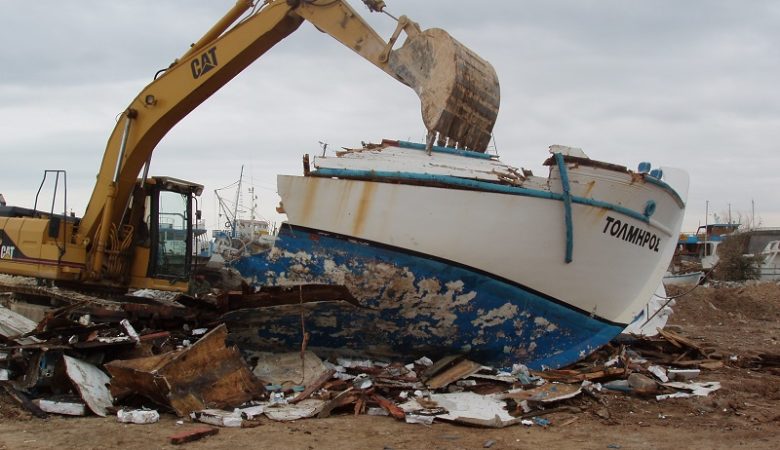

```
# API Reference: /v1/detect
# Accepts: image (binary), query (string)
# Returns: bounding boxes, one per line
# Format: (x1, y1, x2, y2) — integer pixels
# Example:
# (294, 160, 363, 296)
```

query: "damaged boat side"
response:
(229, 225, 624, 370)
(230, 140, 688, 369)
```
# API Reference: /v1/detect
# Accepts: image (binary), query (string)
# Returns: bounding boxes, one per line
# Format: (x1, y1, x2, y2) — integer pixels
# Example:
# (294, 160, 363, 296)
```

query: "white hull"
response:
(663, 271, 704, 286)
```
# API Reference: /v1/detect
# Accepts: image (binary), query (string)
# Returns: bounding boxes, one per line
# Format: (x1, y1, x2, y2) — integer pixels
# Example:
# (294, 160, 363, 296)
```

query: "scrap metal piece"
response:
(105, 324, 260, 416)
(251, 351, 329, 389)
(63, 355, 114, 417)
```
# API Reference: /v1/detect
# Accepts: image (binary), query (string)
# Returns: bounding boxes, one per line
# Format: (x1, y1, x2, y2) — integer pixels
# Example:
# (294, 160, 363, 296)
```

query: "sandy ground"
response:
(2, 283, 779, 450)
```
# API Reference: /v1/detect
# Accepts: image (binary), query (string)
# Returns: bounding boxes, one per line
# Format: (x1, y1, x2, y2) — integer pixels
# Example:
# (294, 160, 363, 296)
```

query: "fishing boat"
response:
(207, 166, 275, 263)
(662, 271, 704, 286)
(226, 139, 688, 369)
(756, 240, 780, 281)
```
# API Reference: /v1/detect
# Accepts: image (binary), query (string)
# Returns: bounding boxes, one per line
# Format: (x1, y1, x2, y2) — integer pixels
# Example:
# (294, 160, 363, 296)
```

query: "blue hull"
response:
(228, 225, 624, 370)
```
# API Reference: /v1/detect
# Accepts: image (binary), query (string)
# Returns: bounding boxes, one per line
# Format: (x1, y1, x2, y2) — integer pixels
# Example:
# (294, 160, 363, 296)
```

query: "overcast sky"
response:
(1, 0, 777, 233)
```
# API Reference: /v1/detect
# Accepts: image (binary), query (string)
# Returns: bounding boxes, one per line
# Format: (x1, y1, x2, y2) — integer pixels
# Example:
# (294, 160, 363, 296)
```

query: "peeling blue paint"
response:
(229, 225, 625, 370)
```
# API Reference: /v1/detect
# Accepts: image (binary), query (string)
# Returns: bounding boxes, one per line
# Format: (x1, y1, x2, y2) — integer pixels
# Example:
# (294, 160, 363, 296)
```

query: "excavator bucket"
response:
(389, 28, 500, 152)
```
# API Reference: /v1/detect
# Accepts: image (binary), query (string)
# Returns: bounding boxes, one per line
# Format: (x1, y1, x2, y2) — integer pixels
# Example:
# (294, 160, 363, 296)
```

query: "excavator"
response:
(0, 0, 499, 294)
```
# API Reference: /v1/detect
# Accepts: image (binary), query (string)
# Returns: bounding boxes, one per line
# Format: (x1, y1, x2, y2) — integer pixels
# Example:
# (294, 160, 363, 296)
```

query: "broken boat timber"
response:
(228, 139, 689, 370)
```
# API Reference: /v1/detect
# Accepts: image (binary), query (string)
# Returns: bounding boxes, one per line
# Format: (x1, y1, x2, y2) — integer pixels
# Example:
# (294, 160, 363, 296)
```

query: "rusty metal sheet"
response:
(105, 324, 261, 416)
(0, 305, 40, 345)
(63, 355, 114, 417)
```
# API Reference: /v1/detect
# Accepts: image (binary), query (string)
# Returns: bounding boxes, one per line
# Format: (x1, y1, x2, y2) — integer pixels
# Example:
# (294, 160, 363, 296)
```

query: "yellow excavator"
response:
(0, 0, 499, 293)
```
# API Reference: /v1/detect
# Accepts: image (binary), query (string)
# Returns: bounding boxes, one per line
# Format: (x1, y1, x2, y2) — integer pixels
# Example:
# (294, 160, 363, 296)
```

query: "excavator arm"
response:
(77, 0, 500, 281)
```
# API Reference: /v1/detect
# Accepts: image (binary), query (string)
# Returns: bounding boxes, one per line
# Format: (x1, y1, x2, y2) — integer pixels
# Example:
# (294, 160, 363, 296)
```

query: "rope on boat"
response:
(554, 153, 574, 263)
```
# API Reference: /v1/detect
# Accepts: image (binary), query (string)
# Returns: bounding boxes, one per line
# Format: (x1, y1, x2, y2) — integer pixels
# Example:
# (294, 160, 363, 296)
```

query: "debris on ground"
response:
(3, 274, 773, 442)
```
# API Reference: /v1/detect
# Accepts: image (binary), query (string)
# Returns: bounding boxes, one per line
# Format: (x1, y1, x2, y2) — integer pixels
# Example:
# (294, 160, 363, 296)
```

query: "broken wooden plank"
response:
(425, 359, 482, 389)
(289, 369, 335, 404)
(317, 388, 358, 418)
(531, 366, 626, 383)
(226, 285, 360, 310)
(503, 383, 582, 403)
(657, 328, 703, 352)
(422, 355, 463, 379)
(169, 426, 219, 445)
(370, 393, 406, 420)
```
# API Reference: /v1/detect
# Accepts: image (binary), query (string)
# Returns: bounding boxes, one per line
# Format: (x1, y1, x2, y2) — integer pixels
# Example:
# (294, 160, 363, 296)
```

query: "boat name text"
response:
(602, 216, 660, 252)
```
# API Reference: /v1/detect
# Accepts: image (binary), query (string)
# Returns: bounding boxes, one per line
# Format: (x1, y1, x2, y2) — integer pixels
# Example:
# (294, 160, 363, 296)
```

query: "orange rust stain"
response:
(299, 178, 320, 224)
(592, 207, 610, 223)
(352, 182, 377, 236)
(335, 181, 352, 220)
(583, 180, 596, 198)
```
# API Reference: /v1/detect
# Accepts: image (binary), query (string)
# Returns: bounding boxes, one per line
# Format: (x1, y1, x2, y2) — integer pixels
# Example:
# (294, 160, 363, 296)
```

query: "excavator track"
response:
(0, 279, 124, 311)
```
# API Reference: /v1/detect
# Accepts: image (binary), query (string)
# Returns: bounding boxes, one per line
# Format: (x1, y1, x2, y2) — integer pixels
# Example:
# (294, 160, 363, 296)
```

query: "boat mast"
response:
(704, 200, 709, 258)
(231, 165, 244, 239)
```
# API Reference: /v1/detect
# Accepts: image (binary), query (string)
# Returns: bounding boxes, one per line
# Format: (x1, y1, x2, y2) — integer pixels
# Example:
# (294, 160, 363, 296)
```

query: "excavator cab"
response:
(126, 177, 203, 289)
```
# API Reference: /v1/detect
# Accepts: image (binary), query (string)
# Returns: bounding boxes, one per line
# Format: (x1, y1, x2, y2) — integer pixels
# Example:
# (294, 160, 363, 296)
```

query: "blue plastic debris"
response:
(602, 380, 632, 392)
(533, 417, 551, 426)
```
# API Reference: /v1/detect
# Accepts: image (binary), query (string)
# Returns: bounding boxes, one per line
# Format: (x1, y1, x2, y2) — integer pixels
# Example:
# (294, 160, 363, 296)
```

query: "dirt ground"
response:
(2, 282, 779, 450)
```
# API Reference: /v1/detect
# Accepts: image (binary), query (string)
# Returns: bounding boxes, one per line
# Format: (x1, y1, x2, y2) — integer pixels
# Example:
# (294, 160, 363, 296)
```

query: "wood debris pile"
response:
(5, 278, 770, 444)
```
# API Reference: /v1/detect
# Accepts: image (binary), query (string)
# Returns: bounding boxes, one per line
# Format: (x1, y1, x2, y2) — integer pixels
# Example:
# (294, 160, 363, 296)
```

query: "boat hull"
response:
(229, 143, 687, 369)
(230, 225, 624, 369)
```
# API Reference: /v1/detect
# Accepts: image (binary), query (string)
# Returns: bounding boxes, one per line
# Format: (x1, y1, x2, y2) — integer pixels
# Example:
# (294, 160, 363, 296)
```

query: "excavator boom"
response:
(1, 0, 500, 291)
